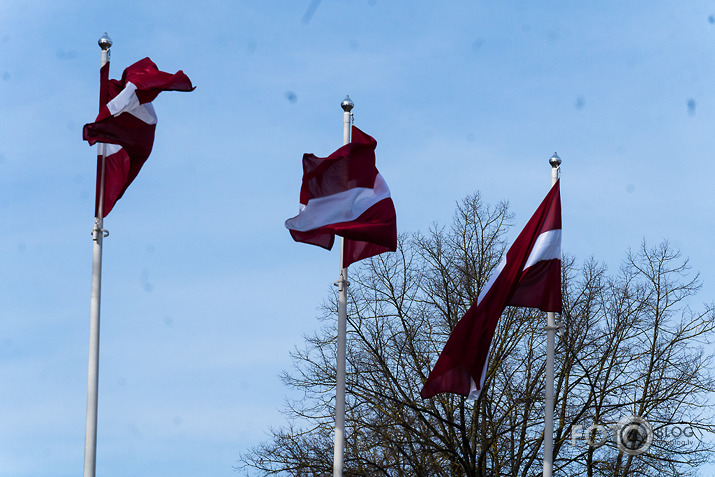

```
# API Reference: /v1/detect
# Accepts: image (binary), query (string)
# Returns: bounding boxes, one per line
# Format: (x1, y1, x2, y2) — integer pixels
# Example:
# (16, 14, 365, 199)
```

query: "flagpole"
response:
(333, 95, 353, 477)
(543, 152, 561, 477)
(84, 32, 112, 477)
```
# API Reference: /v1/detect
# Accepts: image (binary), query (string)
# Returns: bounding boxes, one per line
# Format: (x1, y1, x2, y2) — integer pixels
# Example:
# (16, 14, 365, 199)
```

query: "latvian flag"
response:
(285, 126, 397, 268)
(420, 180, 562, 400)
(83, 57, 194, 217)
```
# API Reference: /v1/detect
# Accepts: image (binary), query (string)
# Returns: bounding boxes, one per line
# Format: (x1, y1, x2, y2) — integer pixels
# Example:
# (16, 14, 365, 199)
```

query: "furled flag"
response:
(420, 180, 562, 400)
(83, 57, 195, 217)
(285, 126, 397, 268)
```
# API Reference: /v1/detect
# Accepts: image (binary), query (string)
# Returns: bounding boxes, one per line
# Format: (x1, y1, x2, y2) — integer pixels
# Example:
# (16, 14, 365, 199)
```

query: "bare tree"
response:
(238, 193, 715, 476)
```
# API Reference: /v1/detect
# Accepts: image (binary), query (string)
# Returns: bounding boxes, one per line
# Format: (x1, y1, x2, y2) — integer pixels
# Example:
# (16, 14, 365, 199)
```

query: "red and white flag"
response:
(285, 126, 397, 268)
(420, 180, 562, 400)
(83, 57, 194, 217)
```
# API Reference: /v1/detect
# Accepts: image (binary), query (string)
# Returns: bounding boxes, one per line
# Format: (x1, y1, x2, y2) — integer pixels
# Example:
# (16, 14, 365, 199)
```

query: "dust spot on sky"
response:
(575, 95, 585, 110)
(246, 39, 256, 54)
(472, 39, 484, 52)
(128, 423, 143, 439)
(141, 269, 154, 292)
(302, 0, 321, 25)
(687, 99, 696, 116)
(626, 184, 635, 193)
(285, 91, 298, 103)
(709, 15, 715, 24)
(56, 49, 78, 60)
(3, 72, 10, 81)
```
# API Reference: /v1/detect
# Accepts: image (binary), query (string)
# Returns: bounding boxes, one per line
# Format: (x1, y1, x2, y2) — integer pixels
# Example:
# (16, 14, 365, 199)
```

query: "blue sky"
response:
(2, 1, 715, 476)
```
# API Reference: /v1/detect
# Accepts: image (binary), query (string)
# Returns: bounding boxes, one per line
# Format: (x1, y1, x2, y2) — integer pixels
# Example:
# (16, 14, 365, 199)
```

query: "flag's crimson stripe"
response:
(120, 57, 194, 104)
(84, 111, 156, 155)
(332, 197, 396, 246)
(342, 240, 392, 269)
(508, 258, 562, 312)
(288, 227, 335, 251)
(420, 357, 473, 397)
(95, 148, 129, 217)
(300, 129, 378, 202)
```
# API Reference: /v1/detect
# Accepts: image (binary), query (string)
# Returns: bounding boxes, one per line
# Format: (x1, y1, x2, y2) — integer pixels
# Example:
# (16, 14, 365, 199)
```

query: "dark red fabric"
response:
(299, 127, 378, 204)
(83, 58, 193, 217)
(420, 181, 561, 399)
(508, 259, 562, 312)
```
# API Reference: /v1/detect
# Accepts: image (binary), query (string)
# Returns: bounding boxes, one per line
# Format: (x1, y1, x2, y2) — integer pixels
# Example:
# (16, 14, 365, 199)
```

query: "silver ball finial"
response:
(549, 152, 562, 168)
(98, 33, 113, 51)
(341, 95, 354, 112)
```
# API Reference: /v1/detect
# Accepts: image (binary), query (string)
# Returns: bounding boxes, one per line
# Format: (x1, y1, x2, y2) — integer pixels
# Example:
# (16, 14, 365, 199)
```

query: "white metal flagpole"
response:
(333, 94, 354, 477)
(83, 32, 112, 477)
(543, 152, 561, 477)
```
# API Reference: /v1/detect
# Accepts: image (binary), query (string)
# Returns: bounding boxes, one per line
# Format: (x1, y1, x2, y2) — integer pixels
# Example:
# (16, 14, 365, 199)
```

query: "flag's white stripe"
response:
(106, 82, 157, 125)
(107, 82, 139, 116)
(477, 257, 505, 306)
(129, 102, 157, 125)
(523, 229, 561, 270)
(101, 143, 122, 156)
(285, 174, 391, 232)
(467, 351, 491, 400)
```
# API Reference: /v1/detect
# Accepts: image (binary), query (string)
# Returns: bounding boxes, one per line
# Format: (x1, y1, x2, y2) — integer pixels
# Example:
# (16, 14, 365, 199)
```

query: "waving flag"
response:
(285, 126, 397, 267)
(83, 57, 194, 217)
(420, 181, 562, 400)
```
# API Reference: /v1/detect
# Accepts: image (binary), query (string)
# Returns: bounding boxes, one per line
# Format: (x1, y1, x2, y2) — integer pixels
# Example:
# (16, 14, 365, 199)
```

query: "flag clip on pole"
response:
(333, 95, 354, 477)
(543, 152, 561, 477)
(84, 32, 112, 477)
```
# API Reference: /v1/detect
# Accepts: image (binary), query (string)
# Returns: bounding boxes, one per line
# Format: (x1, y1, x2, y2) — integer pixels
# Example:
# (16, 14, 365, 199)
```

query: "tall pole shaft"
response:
(333, 95, 353, 477)
(84, 33, 111, 477)
(543, 153, 561, 477)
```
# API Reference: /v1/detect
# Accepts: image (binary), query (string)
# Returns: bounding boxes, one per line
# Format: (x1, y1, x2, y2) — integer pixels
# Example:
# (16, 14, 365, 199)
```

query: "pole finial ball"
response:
(98, 33, 113, 51)
(549, 152, 562, 168)
(341, 95, 354, 112)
